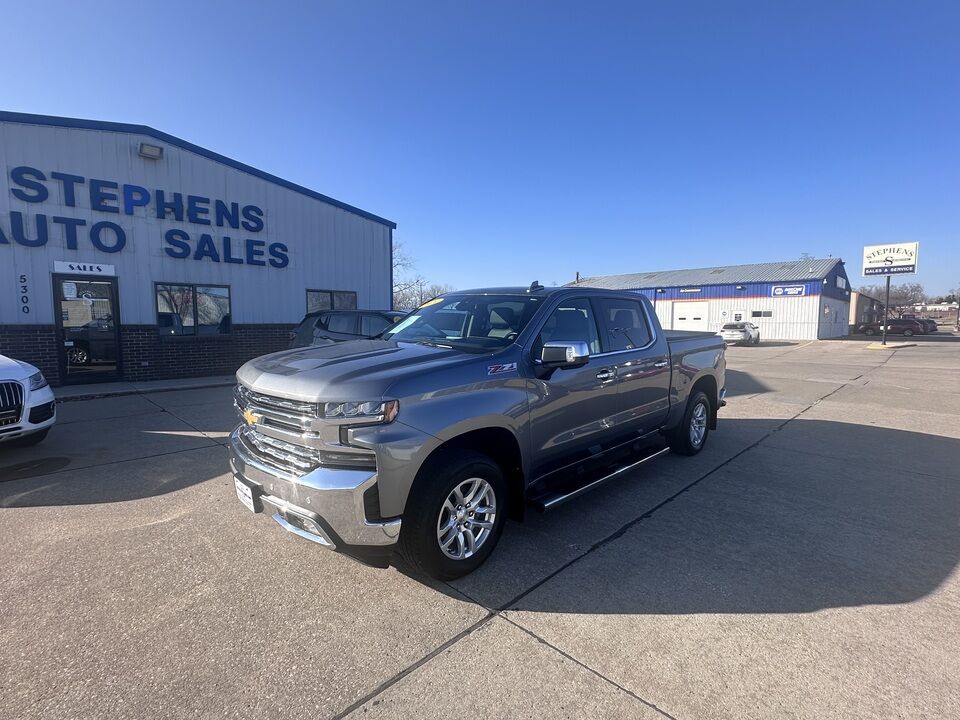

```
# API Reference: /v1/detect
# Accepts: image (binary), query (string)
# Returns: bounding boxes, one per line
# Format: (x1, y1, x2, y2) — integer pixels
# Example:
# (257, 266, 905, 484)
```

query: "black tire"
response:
(864, 328, 875, 336)
(667, 391, 711, 456)
(903, 329, 913, 337)
(399, 449, 508, 580)
(9, 428, 49, 447)
(67, 345, 90, 365)
(754, 334, 760, 345)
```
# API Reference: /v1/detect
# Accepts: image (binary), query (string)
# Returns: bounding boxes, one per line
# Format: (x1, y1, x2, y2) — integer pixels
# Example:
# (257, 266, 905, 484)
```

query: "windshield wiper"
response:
(415, 340, 454, 349)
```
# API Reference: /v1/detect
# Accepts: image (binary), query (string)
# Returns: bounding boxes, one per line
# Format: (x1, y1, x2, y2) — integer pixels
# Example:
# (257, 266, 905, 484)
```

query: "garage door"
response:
(672, 301, 709, 331)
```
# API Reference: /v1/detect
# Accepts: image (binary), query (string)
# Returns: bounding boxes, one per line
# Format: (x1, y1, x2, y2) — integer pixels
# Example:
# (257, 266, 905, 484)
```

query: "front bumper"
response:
(0, 382, 56, 443)
(229, 427, 401, 566)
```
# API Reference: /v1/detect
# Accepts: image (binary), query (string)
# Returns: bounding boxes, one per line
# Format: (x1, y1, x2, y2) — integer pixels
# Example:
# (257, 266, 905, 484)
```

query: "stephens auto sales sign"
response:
(862, 242, 919, 276)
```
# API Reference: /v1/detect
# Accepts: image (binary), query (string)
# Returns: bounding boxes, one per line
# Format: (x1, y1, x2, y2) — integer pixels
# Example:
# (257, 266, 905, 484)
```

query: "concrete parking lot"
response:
(2, 339, 958, 719)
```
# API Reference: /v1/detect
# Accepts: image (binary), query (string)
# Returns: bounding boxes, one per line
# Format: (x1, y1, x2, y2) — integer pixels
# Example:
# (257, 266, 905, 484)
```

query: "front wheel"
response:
(667, 391, 711, 456)
(67, 346, 90, 365)
(754, 334, 760, 345)
(399, 450, 507, 580)
(864, 328, 875, 336)
(903, 329, 914, 337)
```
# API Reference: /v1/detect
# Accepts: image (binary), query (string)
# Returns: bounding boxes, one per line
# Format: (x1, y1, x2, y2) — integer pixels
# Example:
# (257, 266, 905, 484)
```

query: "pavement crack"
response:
(328, 612, 496, 720)
(502, 615, 680, 720)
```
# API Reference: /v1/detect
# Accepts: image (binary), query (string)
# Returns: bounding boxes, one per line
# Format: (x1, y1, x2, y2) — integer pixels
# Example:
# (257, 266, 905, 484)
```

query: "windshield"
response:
(382, 294, 545, 352)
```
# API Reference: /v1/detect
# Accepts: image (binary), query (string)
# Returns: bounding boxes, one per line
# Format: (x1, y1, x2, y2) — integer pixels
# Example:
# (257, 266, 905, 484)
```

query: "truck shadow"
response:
(722, 369, 772, 398)
(417, 418, 960, 615)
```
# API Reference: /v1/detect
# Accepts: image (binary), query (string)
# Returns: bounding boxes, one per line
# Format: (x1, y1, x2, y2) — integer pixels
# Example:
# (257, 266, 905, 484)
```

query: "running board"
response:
(529, 446, 671, 512)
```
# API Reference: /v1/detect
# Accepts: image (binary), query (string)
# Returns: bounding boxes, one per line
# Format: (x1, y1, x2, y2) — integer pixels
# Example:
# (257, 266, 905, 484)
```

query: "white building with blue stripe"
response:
(573, 258, 851, 341)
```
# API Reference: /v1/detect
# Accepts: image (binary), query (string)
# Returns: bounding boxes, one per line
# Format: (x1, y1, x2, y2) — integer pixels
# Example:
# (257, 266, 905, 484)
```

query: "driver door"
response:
(527, 297, 621, 480)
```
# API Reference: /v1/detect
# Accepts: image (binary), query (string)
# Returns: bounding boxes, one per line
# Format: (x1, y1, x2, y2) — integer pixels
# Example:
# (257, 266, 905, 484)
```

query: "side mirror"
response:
(540, 341, 590, 368)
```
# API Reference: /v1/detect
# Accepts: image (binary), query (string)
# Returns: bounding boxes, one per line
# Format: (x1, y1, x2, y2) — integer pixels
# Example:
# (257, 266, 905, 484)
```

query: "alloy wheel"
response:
(436, 477, 497, 560)
(689, 401, 708, 448)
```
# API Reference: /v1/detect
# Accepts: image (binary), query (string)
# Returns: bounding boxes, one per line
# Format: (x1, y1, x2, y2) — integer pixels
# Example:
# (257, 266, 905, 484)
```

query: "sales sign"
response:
(862, 242, 919, 276)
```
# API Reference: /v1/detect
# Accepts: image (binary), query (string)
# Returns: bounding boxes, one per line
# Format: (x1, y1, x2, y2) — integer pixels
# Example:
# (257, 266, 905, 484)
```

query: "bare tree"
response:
(392, 239, 455, 309)
(857, 282, 926, 317)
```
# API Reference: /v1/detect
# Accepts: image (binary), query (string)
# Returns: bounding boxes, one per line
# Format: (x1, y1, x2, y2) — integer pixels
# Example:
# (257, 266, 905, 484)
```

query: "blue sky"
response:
(6, 1, 958, 293)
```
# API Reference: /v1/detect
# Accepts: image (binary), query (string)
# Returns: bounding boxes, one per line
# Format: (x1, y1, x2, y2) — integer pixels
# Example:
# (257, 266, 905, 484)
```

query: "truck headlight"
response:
(28, 371, 48, 391)
(322, 400, 399, 424)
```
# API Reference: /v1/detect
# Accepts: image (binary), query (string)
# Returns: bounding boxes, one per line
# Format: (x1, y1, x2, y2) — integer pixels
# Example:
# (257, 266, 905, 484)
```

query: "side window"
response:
(536, 298, 601, 355)
(326, 313, 357, 334)
(595, 298, 652, 351)
(361, 314, 392, 336)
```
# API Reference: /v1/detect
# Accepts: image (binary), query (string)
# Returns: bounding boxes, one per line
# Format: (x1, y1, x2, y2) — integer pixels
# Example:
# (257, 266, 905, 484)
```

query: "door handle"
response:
(653, 360, 669, 368)
(596, 368, 616, 381)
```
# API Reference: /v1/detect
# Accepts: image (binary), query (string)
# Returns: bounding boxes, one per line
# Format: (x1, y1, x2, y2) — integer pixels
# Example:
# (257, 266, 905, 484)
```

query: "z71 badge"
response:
(487, 363, 518, 375)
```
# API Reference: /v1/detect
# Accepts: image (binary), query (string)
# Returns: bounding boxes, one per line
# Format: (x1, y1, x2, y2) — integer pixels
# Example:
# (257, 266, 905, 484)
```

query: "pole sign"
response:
(862, 242, 919, 276)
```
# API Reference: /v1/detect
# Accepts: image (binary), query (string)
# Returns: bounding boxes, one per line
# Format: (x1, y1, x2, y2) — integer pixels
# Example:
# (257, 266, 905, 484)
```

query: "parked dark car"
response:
(901, 314, 937, 333)
(289, 310, 407, 348)
(65, 315, 118, 365)
(858, 318, 926, 337)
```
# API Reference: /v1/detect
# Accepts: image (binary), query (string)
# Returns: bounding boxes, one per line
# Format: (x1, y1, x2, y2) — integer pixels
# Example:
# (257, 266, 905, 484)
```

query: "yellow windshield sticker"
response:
(419, 298, 444, 308)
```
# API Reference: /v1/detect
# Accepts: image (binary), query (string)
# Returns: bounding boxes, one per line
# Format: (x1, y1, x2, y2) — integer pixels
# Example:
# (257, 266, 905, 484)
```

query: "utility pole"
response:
(882, 275, 891, 346)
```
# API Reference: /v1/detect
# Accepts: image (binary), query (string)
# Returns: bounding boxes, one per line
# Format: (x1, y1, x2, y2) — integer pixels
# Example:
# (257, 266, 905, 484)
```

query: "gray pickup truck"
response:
(231, 284, 725, 579)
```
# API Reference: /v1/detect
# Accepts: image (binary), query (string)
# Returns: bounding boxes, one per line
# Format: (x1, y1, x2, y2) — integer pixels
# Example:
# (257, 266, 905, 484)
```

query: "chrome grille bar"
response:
(0, 382, 24, 427)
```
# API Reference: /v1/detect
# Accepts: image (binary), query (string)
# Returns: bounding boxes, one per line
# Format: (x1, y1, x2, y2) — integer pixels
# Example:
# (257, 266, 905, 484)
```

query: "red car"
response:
(858, 318, 926, 337)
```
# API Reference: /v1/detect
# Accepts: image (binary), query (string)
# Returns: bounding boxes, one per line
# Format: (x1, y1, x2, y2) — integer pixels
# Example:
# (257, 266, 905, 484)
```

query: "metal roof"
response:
(0, 111, 397, 229)
(572, 258, 844, 290)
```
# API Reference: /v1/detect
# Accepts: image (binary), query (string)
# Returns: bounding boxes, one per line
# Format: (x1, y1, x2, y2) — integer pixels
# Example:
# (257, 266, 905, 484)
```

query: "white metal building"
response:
(574, 259, 852, 341)
(0, 111, 395, 385)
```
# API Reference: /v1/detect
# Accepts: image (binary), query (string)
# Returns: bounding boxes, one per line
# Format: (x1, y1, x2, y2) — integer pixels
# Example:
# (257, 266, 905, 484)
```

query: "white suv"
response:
(0, 355, 56, 447)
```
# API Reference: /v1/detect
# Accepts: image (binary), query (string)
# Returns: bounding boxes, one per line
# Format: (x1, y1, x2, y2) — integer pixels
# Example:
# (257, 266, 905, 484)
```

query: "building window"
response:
(836, 276, 847, 290)
(156, 283, 231, 335)
(307, 289, 358, 313)
(751, 310, 773, 318)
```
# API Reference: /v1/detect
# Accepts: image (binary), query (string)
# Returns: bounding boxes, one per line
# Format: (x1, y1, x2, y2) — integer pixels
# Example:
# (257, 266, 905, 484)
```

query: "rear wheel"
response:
(903, 329, 914, 337)
(399, 450, 507, 580)
(754, 334, 760, 345)
(667, 391, 711, 456)
(864, 328, 876, 336)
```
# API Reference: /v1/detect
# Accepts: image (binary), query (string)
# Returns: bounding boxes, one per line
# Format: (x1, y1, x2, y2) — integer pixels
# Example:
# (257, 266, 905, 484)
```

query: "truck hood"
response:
(236, 339, 474, 401)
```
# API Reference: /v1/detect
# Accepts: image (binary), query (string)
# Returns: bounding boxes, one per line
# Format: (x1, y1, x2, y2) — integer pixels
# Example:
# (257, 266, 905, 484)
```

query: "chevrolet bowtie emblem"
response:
(242, 408, 261, 426)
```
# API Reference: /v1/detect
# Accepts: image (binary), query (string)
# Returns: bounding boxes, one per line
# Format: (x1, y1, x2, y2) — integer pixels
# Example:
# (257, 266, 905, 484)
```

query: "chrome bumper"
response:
(229, 427, 401, 550)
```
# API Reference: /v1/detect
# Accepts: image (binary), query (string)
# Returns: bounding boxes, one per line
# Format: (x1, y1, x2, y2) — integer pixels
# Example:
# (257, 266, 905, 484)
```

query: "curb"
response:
(864, 342, 916, 350)
(55, 380, 235, 403)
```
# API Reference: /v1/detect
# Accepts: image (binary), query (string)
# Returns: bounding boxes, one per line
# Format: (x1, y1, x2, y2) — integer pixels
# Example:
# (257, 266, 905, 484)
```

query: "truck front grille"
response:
(237, 424, 320, 477)
(0, 382, 24, 428)
(234, 383, 376, 476)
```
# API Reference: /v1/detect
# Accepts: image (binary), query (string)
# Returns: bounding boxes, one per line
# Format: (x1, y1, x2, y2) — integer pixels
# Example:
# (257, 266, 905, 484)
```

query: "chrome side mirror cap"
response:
(540, 341, 590, 368)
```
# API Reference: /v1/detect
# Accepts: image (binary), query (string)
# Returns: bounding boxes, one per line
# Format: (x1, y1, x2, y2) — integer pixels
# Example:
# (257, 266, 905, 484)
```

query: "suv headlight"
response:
(28, 371, 48, 391)
(322, 400, 399, 424)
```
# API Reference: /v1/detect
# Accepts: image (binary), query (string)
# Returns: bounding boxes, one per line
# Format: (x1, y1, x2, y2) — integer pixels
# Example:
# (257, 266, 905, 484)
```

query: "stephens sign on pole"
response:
(862, 242, 919, 276)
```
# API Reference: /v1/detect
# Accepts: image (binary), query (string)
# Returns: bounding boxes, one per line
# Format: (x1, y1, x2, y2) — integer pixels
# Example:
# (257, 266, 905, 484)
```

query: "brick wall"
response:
(0, 324, 294, 386)
(120, 324, 295, 382)
(0, 325, 61, 385)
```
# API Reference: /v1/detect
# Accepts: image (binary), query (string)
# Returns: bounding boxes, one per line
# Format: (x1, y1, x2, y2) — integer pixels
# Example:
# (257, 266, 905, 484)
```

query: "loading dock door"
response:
(672, 301, 709, 331)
